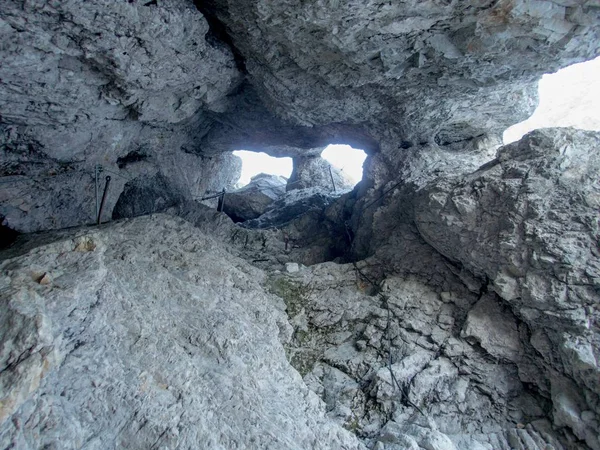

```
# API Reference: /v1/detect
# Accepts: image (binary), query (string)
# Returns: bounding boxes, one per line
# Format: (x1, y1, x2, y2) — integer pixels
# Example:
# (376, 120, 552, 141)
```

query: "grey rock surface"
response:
(0, 0, 242, 233)
(2, 0, 599, 236)
(112, 173, 184, 221)
(288, 156, 355, 193)
(200, 0, 599, 142)
(0, 141, 241, 233)
(244, 188, 341, 229)
(0, 1, 239, 128)
(266, 258, 567, 450)
(238, 187, 353, 265)
(223, 173, 286, 222)
(1, 0, 600, 448)
(0, 214, 364, 450)
(167, 198, 348, 267)
(415, 128, 600, 449)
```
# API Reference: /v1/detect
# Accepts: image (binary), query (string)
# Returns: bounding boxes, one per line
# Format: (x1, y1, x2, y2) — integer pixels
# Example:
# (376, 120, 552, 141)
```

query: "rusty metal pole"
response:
(328, 166, 336, 193)
(97, 175, 111, 225)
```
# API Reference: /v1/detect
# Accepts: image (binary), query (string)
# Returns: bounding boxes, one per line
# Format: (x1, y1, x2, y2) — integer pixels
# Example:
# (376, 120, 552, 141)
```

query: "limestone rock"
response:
(0, 144, 242, 233)
(244, 188, 340, 229)
(165, 200, 346, 267)
(288, 156, 355, 193)
(2, 0, 599, 238)
(1, 0, 600, 448)
(460, 294, 523, 362)
(200, 0, 599, 141)
(223, 173, 287, 222)
(0, 0, 242, 233)
(286, 262, 300, 273)
(0, 1, 239, 128)
(0, 214, 364, 450)
(415, 128, 600, 449)
(268, 260, 555, 449)
(112, 173, 183, 220)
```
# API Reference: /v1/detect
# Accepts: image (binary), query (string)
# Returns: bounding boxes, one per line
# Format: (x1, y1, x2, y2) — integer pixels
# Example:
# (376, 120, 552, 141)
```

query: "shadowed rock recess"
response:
(0, 1, 599, 449)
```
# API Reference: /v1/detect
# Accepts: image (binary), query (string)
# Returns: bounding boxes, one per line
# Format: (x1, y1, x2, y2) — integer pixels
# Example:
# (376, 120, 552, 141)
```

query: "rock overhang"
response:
(1, 2, 600, 447)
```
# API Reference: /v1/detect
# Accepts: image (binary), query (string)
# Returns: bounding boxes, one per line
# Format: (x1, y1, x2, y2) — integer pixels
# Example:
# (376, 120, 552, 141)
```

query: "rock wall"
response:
(2, 0, 599, 235)
(1, 0, 600, 449)
(415, 129, 600, 449)
(199, 0, 599, 141)
(288, 155, 354, 193)
(335, 128, 600, 449)
(0, 0, 242, 233)
(1, 129, 599, 449)
(223, 173, 287, 222)
(270, 260, 566, 450)
(0, 215, 363, 450)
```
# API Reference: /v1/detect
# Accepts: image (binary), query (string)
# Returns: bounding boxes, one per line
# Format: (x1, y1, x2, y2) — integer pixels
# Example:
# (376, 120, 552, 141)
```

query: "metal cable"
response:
(0, 166, 135, 185)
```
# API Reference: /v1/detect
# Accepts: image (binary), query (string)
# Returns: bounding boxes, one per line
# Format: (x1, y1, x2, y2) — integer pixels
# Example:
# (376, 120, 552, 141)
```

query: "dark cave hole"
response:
(116, 150, 149, 169)
(0, 216, 19, 249)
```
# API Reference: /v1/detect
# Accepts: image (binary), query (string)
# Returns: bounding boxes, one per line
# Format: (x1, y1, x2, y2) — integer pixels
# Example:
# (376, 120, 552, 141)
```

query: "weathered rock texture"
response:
(0, 215, 363, 450)
(288, 156, 354, 192)
(415, 129, 600, 449)
(1, 0, 600, 449)
(269, 260, 567, 450)
(0, 0, 242, 233)
(112, 173, 184, 220)
(2, 0, 599, 234)
(318, 128, 599, 449)
(169, 195, 348, 267)
(223, 173, 286, 222)
(198, 0, 599, 143)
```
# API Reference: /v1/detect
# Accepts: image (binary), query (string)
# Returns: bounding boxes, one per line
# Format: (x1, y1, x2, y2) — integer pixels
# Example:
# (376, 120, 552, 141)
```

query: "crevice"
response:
(191, 1, 248, 74)
(0, 215, 19, 249)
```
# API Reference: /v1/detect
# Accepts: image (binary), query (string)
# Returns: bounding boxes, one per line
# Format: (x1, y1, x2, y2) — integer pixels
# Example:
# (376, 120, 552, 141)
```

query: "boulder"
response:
(222, 173, 286, 222)
(0, 215, 364, 450)
(415, 128, 600, 449)
(288, 156, 355, 192)
(243, 188, 338, 228)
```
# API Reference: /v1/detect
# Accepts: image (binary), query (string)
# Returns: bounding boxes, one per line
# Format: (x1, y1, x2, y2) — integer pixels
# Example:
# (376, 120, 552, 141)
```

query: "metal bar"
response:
(328, 166, 336, 193)
(94, 165, 100, 218)
(217, 188, 226, 212)
(97, 175, 111, 225)
(200, 192, 224, 201)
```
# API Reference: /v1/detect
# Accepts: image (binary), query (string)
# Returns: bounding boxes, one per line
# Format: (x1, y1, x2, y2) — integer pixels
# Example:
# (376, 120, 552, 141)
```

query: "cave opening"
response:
(1, 0, 599, 446)
(223, 144, 367, 226)
(233, 144, 367, 191)
(232, 150, 293, 188)
(320, 144, 367, 188)
(503, 55, 600, 144)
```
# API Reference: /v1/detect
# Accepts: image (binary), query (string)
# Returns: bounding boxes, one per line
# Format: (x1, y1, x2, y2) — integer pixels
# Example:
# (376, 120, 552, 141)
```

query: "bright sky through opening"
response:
(321, 145, 367, 184)
(233, 151, 293, 186)
(234, 145, 367, 187)
(504, 55, 600, 144)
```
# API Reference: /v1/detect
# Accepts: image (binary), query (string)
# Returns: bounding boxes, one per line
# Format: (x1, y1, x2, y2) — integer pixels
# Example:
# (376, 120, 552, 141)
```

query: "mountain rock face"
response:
(0, 215, 363, 450)
(1, 0, 600, 449)
(198, 0, 599, 142)
(112, 173, 184, 220)
(2, 0, 598, 234)
(0, 0, 242, 233)
(415, 129, 600, 449)
(287, 155, 354, 192)
(222, 173, 287, 222)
